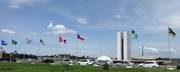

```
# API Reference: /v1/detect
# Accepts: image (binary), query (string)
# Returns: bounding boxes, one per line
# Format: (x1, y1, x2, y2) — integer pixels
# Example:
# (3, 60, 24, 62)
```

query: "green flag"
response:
(131, 30, 138, 39)
(40, 39, 45, 46)
(12, 40, 17, 45)
(168, 27, 176, 38)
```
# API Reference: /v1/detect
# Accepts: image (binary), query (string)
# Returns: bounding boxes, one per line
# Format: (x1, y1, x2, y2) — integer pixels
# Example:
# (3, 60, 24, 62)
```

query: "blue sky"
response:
(0, 0, 180, 58)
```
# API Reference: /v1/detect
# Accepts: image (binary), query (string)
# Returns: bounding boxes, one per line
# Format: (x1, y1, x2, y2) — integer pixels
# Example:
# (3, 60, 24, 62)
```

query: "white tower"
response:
(117, 32, 131, 61)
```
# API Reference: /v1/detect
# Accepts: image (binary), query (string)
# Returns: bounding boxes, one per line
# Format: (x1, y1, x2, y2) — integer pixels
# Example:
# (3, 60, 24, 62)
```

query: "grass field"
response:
(0, 62, 179, 72)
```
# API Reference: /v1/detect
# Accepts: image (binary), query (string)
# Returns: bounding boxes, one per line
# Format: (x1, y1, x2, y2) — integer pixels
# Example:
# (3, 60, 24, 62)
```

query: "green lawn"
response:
(0, 62, 179, 72)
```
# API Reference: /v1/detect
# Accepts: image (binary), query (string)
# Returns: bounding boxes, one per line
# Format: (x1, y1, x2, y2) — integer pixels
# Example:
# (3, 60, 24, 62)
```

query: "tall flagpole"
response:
(164, 27, 170, 72)
(168, 33, 170, 61)
(22, 42, 25, 60)
(58, 34, 62, 62)
(76, 34, 80, 61)
(10, 41, 12, 62)
(142, 44, 144, 56)
(76, 40, 79, 61)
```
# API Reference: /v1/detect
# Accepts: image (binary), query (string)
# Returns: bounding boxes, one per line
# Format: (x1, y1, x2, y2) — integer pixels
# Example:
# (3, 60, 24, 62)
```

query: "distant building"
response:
(117, 32, 131, 61)
(132, 56, 159, 61)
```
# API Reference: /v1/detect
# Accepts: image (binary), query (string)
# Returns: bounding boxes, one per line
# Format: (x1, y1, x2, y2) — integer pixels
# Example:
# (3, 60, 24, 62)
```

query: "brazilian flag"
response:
(168, 27, 176, 38)
(131, 30, 138, 39)
(12, 40, 17, 45)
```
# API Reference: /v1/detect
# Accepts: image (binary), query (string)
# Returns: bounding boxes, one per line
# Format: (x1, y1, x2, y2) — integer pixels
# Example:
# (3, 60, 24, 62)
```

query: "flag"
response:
(40, 39, 45, 46)
(131, 30, 138, 39)
(77, 34, 85, 41)
(63, 40, 66, 44)
(168, 27, 176, 38)
(1, 40, 7, 46)
(58, 36, 63, 43)
(12, 40, 17, 45)
(26, 39, 32, 44)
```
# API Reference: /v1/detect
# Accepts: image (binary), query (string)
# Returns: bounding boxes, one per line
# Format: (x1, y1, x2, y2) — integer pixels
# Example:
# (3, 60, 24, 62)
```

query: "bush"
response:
(102, 62, 109, 70)
(42, 59, 54, 63)
(177, 64, 180, 70)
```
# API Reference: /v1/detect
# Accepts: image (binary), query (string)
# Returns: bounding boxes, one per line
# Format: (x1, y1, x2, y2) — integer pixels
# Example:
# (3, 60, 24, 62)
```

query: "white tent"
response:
(97, 56, 112, 61)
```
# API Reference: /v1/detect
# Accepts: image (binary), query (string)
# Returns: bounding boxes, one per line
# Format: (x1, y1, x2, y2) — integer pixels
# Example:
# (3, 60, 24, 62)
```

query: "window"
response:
(144, 62, 154, 64)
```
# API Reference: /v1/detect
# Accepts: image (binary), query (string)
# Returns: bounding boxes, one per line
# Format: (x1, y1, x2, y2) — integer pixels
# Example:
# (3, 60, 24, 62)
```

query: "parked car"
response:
(0, 58, 16, 62)
(63, 59, 73, 65)
(138, 61, 158, 68)
(77, 59, 94, 66)
(112, 60, 134, 68)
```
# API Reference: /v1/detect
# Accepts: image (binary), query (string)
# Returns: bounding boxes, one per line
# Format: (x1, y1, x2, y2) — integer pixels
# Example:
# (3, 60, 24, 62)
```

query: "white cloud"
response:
(8, 0, 49, 9)
(77, 17, 88, 24)
(141, 46, 176, 53)
(143, 46, 159, 52)
(121, 0, 180, 32)
(113, 14, 121, 19)
(170, 49, 176, 53)
(10, 4, 21, 9)
(31, 32, 38, 36)
(1, 29, 16, 34)
(163, 48, 176, 53)
(47, 22, 77, 35)
(47, 22, 53, 28)
(43, 32, 51, 35)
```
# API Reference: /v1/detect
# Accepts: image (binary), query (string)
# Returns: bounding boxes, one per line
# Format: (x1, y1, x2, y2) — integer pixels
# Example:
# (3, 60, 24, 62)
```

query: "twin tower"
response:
(117, 32, 131, 61)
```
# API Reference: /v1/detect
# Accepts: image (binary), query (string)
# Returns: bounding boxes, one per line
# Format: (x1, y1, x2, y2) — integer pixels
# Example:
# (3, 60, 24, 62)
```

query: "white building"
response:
(117, 32, 131, 61)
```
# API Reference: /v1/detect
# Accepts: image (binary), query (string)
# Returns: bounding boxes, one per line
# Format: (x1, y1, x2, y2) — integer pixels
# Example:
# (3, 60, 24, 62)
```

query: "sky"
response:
(0, 0, 180, 58)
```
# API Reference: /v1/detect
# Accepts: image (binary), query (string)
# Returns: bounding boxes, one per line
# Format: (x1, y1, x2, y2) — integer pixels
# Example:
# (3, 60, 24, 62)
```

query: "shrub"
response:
(42, 59, 54, 63)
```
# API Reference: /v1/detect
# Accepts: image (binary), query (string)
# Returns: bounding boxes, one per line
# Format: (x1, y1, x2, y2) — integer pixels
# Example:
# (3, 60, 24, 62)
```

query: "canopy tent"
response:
(97, 56, 112, 61)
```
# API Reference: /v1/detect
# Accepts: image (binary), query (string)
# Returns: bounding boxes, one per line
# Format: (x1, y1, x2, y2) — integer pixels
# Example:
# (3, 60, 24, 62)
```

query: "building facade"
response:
(117, 32, 131, 61)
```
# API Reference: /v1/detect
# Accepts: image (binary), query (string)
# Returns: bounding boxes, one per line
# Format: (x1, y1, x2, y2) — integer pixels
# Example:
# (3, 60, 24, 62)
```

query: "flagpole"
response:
(76, 41, 78, 61)
(10, 42, 15, 63)
(142, 44, 144, 56)
(100, 32, 103, 56)
(10, 51, 12, 62)
(58, 35, 61, 62)
(23, 48, 25, 60)
(168, 31, 171, 67)
(76, 34, 80, 62)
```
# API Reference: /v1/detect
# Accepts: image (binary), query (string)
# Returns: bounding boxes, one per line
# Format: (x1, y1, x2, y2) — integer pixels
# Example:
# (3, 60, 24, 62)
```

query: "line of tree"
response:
(1, 51, 94, 60)
(1, 51, 38, 59)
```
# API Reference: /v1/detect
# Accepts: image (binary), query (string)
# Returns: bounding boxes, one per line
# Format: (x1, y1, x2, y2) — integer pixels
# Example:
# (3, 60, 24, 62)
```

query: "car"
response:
(0, 58, 16, 62)
(63, 59, 73, 65)
(112, 60, 134, 68)
(77, 59, 94, 66)
(138, 61, 158, 68)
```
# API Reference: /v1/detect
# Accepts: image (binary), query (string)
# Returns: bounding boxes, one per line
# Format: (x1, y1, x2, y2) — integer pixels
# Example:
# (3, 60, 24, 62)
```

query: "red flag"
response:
(77, 34, 85, 41)
(58, 36, 63, 43)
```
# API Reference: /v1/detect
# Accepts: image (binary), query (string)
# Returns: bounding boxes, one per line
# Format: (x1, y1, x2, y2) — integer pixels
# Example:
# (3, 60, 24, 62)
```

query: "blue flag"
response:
(63, 39, 66, 44)
(1, 40, 8, 46)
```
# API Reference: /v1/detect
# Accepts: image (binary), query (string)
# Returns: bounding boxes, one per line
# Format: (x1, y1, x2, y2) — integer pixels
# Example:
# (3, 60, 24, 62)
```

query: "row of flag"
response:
(1, 40, 17, 46)
(1, 28, 176, 46)
(1, 34, 85, 46)
(131, 27, 176, 39)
